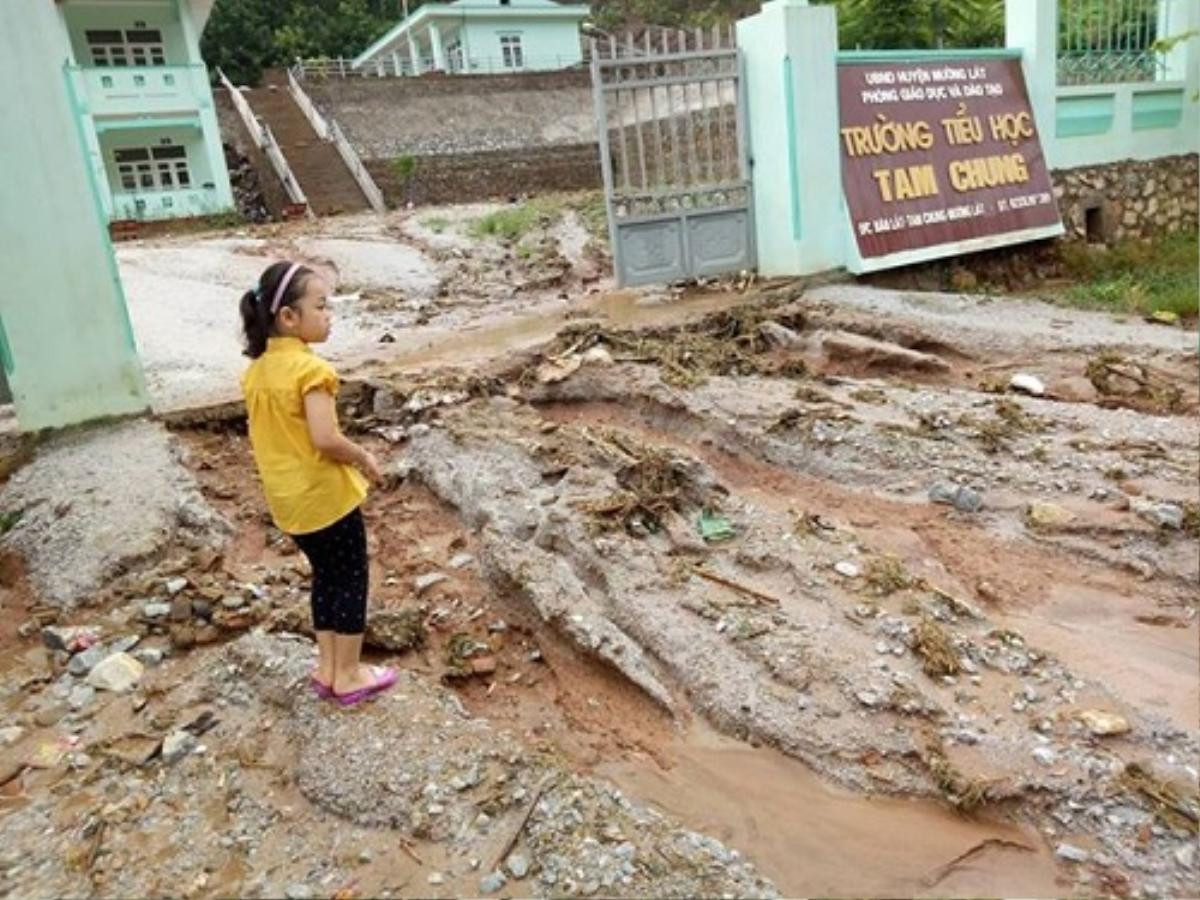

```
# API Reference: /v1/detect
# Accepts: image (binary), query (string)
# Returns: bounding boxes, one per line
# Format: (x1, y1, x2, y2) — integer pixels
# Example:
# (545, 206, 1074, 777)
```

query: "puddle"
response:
(600, 721, 1065, 898)
(1004, 584, 1199, 731)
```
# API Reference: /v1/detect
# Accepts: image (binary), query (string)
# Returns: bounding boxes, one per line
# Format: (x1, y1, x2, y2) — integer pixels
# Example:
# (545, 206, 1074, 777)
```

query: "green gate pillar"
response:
(738, 0, 846, 277)
(0, 1, 149, 432)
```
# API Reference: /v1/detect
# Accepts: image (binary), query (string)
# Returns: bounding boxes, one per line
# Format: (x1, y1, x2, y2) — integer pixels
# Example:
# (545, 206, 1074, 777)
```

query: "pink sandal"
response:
(334, 666, 398, 707)
(310, 675, 333, 699)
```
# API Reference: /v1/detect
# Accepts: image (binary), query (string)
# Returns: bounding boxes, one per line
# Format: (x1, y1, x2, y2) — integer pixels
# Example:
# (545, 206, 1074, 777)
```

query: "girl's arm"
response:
(303, 390, 382, 482)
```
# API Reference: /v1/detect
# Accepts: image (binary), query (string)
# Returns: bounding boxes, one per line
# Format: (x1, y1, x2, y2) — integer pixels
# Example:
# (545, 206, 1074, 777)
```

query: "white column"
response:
(408, 32, 422, 74)
(738, 0, 844, 275)
(1158, 0, 1198, 82)
(391, 49, 403, 76)
(429, 21, 446, 71)
(1006, 0, 1057, 152)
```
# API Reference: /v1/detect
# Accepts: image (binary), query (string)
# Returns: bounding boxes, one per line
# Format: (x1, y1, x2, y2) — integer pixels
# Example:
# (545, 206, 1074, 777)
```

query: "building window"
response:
(86, 28, 166, 67)
(113, 145, 191, 193)
(500, 34, 523, 69)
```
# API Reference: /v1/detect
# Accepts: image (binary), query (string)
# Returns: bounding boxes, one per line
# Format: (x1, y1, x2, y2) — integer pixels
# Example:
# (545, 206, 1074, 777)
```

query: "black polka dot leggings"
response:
(291, 507, 369, 635)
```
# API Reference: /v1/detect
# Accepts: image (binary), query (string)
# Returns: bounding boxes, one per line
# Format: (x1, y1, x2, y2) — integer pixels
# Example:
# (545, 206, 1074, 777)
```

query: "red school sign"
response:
(837, 56, 1062, 264)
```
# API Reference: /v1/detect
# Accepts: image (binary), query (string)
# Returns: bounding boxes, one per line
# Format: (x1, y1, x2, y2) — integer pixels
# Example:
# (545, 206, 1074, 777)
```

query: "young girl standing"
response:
(239, 260, 397, 707)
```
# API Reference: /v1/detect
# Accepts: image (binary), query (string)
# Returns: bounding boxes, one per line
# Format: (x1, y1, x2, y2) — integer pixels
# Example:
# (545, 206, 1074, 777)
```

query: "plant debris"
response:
(1086, 352, 1184, 413)
(913, 616, 962, 677)
(1119, 763, 1200, 834)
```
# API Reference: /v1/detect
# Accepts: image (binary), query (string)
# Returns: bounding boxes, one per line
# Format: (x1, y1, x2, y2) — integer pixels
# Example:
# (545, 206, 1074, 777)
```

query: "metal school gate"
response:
(590, 30, 755, 287)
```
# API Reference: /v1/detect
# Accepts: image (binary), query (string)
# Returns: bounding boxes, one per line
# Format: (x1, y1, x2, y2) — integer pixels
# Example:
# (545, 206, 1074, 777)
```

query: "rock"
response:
(170, 625, 196, 649)
(165, 595, 192, 622)
(449, 553, 475, 570)
(536, 356, 583, 384)
(110, 635, 140, 655)
(427, 872, 446, 886)
(1026, 502, 1075, 530)
(86, 652, 144, 692)
(1140, 503, 1184, 531)
(856, 690, 879, 707)
(480, 871, 507, 894)
(221, 595, 246, 611)
(284, 884, 313, 900)
(928, 482, 983, 513)
(581, 346, 615, 366)
(191, 599, 213, 621)
(834, 561, 861, 578)
(758, 321, 803, 349)
(166, 577, 189, 596)
(68, 644, 109, 676)
(0, 725, 27, 746)
(1175, 844, 1196, 869)
(365, 608, 427, 652)
(1055, 843, 1090, 863)
(142, 601, 171, 620)
(1077, 709, 1131, 737)
(506, 853, 530, 879)
(1032, 746, 1057, 766)
(33, 704, 67, 727)
(162, 729, 198, 764)
(1009, 373, 1046, 396)
(415, 573, 449, 594)
(42, 626, 100, 654)
(134, 647, 166, 667)
(68, 684, 96, 711)
(195, 624, 221, 645)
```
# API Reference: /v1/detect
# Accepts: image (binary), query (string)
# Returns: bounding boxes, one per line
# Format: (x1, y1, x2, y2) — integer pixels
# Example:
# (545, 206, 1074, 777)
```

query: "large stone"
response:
(1077, 709, 1131, 737)
(1026, 502, 1076, 530)
(85, 653, 144, 692)
(365, 607, 427, 652)
(68, 644, 109, 677)
(161, 729, 198, 764)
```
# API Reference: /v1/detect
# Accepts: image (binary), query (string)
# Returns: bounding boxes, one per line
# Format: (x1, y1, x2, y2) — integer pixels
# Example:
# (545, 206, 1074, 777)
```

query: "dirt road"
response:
(1, 209, 1196, 899)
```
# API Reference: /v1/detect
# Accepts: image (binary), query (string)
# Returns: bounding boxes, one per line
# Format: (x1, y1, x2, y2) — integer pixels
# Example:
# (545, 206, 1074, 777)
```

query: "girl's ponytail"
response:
(240, 287, 270, 359)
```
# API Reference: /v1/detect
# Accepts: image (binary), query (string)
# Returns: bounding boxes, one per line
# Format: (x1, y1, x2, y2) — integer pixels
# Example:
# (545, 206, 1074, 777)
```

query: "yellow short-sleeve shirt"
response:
(240, 337, 368, 535)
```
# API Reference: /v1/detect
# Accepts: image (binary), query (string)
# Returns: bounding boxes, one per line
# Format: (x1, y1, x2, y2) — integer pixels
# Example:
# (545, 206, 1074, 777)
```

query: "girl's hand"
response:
(358, 450, 383, 484)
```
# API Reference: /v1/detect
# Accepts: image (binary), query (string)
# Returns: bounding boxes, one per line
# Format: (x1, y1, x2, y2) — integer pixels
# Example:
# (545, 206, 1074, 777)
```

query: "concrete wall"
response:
(303, 70, 593, 157)
(0, 0, 149, 430)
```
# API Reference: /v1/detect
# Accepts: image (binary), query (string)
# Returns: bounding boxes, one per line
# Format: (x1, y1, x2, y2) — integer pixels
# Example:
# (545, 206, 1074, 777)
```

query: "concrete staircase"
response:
(242, 83, 371, 216)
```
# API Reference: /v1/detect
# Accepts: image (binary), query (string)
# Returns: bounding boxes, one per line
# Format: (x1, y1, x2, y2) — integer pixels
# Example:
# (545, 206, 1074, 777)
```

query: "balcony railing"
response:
(65, 64, 210, 117)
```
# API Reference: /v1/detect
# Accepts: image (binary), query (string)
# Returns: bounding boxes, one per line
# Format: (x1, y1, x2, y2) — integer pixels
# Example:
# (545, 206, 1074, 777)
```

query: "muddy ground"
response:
(1, 211, 1198, 900)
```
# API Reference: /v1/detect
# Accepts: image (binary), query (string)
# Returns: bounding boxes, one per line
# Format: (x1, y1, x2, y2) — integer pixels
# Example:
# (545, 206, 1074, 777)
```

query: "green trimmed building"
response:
(57, 0, 234, 223)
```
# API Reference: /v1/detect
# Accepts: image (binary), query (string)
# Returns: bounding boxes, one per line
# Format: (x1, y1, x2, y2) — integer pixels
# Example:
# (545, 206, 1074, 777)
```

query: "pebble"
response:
(165, 577, 189, 596)
(834, 561, 861, 578)
(221, 595, 246, 610)
(68, 644, 109, 676)
(68, 684, 96, 711)
(1009, 373, 1046, 396)
(1032, 747, 1057, 766)
(162, 729, 198, 764)
(284, 884, 313, 900)
(1175, 844, 1196, 868)
(506, 852, 530, 879)
(415, 573, 449, 594)
(134, 648, 166, 667)
(0, 726, 26, 746)
(856, 690, 879, 707)
(142, 602, 172, 619)
(86, 653, 144, 692)
(1148, 503, 1184, 531)
(171, 597, 193, 622)
(449, 553, 475, 570)
(1055, 843, 1090, 863)
(427, 872, 446, 886)
(480, 871, 507, 894)
(1077, 709, 1131, 737)
(358, 849, 373, 864)
(928, 482, 983, 513)
(33, 704, 67, 727)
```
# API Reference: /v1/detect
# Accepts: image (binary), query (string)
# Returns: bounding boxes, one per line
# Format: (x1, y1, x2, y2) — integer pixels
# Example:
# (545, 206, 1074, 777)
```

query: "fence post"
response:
(1006, 0, 1057, 162)
(338, 56, 346, 78)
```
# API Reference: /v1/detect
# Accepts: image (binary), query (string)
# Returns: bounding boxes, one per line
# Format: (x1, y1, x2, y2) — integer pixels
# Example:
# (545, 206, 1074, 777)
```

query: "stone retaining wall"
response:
(366, 143, 601, 206)
(1054, 154, 1199, 243)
